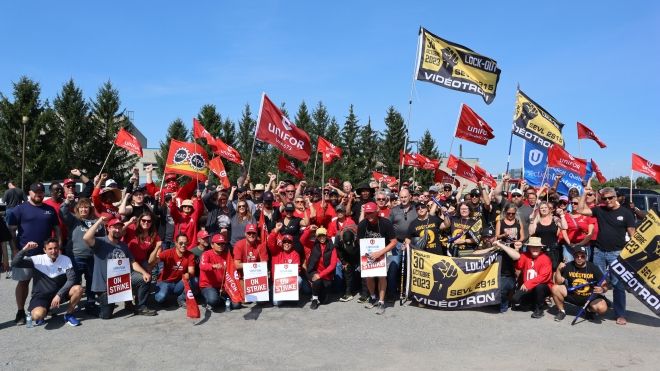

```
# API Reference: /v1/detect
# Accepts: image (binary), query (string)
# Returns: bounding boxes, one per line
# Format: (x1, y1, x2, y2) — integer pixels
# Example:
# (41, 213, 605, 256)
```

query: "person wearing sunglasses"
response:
(560, 197, 595, 263)
(151, 233, 196, 308)
(230, 201, 256, 246)
(495, 205, 525, 245)
(233, 224, 268, 296)
(509, 188, 533, 242)
(577, 186, 636, 326)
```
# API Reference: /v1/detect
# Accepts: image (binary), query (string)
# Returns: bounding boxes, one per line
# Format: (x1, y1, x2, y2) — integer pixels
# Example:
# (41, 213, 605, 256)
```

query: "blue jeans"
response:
(201, 287, 240, 309)
(593, 248, 625, 318)
(73, 256, 95, 303)
(385, 243, 402, 298)
(155, 278, 197, 303)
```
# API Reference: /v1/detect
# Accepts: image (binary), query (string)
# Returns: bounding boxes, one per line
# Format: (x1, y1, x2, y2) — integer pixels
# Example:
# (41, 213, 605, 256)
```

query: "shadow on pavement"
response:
(243, 305, 262, 320)
(44, 315, 65, 330)
(194, 308, 212, 326)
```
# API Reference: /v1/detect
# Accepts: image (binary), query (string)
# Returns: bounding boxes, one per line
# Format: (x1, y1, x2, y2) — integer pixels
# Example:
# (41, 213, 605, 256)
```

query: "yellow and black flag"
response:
(512, 90, 564, 148)
(416, 27, 501, 104)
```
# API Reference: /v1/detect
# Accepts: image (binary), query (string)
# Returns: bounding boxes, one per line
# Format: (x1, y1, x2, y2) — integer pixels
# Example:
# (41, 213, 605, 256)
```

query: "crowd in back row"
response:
(0, 164, 643, 326)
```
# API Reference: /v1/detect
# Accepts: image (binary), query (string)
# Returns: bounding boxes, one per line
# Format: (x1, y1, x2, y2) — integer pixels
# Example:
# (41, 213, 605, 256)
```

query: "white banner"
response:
(243, 262, 269, 302)
(107, 258, 133, 304)
(273, 264, 299, 302)
(359, 238, 387, 277)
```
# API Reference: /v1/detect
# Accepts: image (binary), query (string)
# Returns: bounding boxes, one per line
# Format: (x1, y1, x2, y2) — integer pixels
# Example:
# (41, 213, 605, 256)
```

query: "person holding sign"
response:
(11, 239, 83, 327)
(266, 226, 302, 306)
(200, 234, 239, 310)
(83, 217, 157, 319)
(302, 225, 338, 310)
(357, 202, 397, 314)
(234, 224, 268, 300)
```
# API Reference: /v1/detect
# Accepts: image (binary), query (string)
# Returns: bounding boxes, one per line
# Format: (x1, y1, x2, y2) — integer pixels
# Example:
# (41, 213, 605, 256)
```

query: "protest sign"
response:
(273, 263, 299, 302)
(107, 258, 133, 304)
(243, 262, 269, 302)
(359, 238, 387, 277)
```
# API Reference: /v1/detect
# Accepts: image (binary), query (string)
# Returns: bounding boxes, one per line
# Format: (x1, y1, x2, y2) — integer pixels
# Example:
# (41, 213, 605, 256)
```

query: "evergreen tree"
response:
(356, 117, 381, 182)
(311, 101, 330, 140)
(87, 81, 137, 184)
(294, 101, 314, 179)
(220, 117, 241, 181)
(193, 104, 222, 156)
(381, 106, 408, 181)
(323, 116, 342, 180)
(155, 118, 189, 179)
(236, 103, 256, 162)
(53, 79, 90, 173)
(417, 129, 440, 187)
(339, 105, 361, 182)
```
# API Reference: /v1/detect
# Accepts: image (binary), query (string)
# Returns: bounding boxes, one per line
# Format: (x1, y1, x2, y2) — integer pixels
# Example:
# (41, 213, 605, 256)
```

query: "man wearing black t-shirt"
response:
(405, 202, 444, 255)
(578, 186, 635, 325)
(551, 246, 608, 322)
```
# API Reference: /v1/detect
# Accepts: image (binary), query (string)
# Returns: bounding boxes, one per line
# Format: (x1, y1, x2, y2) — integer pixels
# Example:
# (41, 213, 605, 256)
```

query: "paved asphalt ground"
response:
(0, 277, 658, 370)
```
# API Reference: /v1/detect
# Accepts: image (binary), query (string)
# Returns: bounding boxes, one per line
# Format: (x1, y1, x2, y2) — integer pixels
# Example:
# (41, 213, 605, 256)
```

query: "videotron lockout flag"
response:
(409, 249, 501, 309)
(417, 27, 501, 104)
(609, 210, 659, 316)
(513, 90, 564, 148)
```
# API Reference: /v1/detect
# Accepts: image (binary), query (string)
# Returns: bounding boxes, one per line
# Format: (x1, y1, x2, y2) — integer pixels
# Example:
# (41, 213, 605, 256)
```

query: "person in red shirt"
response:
(199, 234, 237, 310)
(266, 225, 303, 307)
(44, 182, 68, 244)
(327, 204, 356, 239)
(91, 174, 122, 218)
(169, 197, 203, 250)
(151, 234, 195, 308)
(513, 237, 553, 318)
(305, 225, 338, 310)
(233, 224, 268, 299)
(126, 211, 161, 272)
(374, 191, 391, 218)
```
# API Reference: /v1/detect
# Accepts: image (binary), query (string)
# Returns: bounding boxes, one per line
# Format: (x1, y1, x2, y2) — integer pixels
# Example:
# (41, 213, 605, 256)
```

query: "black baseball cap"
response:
(30, 183, 45, 192)
(262, 191, 274, 202)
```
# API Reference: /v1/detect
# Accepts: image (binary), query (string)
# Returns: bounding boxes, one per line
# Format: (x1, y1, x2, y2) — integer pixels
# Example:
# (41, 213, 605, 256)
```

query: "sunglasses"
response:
(376, 198, 387, 201)
(512, 194, 522, 197)
(140, 219, 152, 224)
(246, 232, 257, 236)
(286, 190, 295, 193)
(177, 241, 187, 246)
(571, 202, 579, 205)
(603, 196, 616, 201)
(506, 212, 516, 216)
(237, 204, 247, 208)
(65, 184, 75, 188)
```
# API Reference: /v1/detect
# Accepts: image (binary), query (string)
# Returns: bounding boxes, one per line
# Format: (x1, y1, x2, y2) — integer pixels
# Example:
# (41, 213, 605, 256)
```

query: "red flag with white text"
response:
(433, 169, 460, 187)
(317, 136, 342, 164)
(577, 122, 607, 148)
(224, 257, 244, 303)
(455, 159, 479, 184)
(278, 155, 304, 180)
(114, 128, 143, 157)
(183, 278, 200, 319)
(455, 104, 495, 145)
(256, 94, 312, 162)
(474, 164, 497, 188)
(548, 144, 587, 177)
(632, 153, 660, 183)
(446, 154, 459, 171)
(411, 153, 440, 170)
(208, 157, 231, 189)
(194, 118, 243, 164)
(372, 171, 397, 184)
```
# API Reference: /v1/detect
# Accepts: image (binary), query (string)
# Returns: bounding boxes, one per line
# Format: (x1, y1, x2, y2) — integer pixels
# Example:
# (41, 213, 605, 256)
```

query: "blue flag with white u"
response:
(523, 141, 584, 195)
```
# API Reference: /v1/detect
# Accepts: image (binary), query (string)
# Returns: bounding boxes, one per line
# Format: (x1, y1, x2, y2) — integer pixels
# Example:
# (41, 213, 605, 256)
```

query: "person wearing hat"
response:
(119, 184, 151, 221)
(200, 233, 239, 310)
(151, 233, 196, 308)
(328, 203, 358, 302)
(189, 229, 210, 275)
(83, 217, 156, 318)
(351, 183, 375, 220)
(302, 225, 338, 310)
(252, 183, 266, 202)
(169, 197, 203, 250)
(233, 224, 268, 279)
(357, 201, 397, 314)
(512, 237, 552, 318)
(267, 224, 302, 307)
(253, 191, 281, 233)
(279, 202, 305, 265)
(551, 245, 608, 322)
(327, 203, 356, 239)
(7, 182, 61, 325)
(91, 174, 122, 218)
(405, 201, 444, 255)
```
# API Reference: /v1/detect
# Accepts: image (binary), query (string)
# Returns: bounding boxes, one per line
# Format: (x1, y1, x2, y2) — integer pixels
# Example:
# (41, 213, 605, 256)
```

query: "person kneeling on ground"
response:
(267, 224, 302, 307)
(474, 228, 521, 313)
(199, 234, 240, 311)
(152, 234, 197, 308)
(302, 226, 338, 310)
(512, 237, 553, 319)
(551, 246, 608, 322)
(12, 239, 83, 326)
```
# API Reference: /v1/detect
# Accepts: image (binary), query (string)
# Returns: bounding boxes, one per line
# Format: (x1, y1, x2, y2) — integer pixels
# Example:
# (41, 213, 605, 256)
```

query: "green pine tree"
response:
(417, 129, 440, 187)
(381, 106, 408, 182)
(356, 117, 381, 182)
(53, 79, 90, 173)
(155, 118, 189, 179)
(293, 101, 314, 179)
(339, 105, 361, 183)
(311, 101, 330, 140)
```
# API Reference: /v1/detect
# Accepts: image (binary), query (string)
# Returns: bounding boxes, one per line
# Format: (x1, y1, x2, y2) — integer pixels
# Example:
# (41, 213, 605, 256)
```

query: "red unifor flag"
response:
(114, 127, 143, 157)
(208, 157, 231, 189)
(455, 159, 479, 184)
(411, 153, 440, 170)
(446, 154, 459, 171)
(455, 104, 495, 145)
(165, 140, 209, 180)
(372, 171, 397, 184)
(632, 153, 660, 183)
(590, 159, 607, 183)
(433, 169, 460, 187)
(193, 118, 215, 144)
(474, 164, 497, 188)
(223, 258, 244, 303)
(548, 144, 587, 177)
(278, 155, 304, 180)
(183, 278, 200, 319)
(576, 122, 607, 148)
(194, 118, 243, 165)
(317, 136, 342, 164)
(256, 94, 312, 163)
(399, 150, 419, 167)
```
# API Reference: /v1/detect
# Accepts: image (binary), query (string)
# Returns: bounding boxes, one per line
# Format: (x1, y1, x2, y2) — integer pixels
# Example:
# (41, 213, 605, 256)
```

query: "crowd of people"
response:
(0, 164, 645, 327)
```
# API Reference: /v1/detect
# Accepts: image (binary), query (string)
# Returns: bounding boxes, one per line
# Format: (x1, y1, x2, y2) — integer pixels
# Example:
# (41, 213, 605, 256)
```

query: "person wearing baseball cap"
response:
(267, 224, 302, 307)
(300, 225, 337, 310)
(199, 233, 237, 311)
(152, 233, 196, 308)
(233, 224, 268, 285)
(189, 229, 210, 273)
(551, 245, 608, 322)
(512, 237, 552, 319)
(91, 173, 121, 219)
(83, 217, 156, 318)
(357, 201, 397, 315)
(254, 191, 281, 234)
(351, 184, 375, 221)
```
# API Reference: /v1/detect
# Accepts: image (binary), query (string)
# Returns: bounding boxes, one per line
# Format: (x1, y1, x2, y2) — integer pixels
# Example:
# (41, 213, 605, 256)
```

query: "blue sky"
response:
(1, 1, 658, 178)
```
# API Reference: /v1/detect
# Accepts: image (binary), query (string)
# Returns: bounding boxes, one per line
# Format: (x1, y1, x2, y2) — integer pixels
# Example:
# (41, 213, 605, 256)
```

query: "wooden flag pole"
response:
(321, 161, 326, 191)
(98, 142, 116, 177)
(247, 92, 265, 178)
(312, 150, 319, 184)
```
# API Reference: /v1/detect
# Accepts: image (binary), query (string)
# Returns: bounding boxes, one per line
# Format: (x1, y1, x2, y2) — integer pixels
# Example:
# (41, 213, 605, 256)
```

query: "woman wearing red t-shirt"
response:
(561, 196, 595, 262)
(127, 211, 161, 271)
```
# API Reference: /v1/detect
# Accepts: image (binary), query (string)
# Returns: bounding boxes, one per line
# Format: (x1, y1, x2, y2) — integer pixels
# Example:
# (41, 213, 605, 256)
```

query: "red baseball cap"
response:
(245, 224, 258, 234)
(281, 234, 293, 242)
(63, 178, 75, 185)
(197, 230, 210, 240)
(211, 234, 227, 244)
(106, 218, 124, 228)
(363, 202, 378, 213)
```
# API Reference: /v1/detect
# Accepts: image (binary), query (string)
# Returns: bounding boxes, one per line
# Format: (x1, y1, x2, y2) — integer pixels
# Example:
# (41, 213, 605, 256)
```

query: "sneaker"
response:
(531, 308, 544, 319)
(177, 300, 187, 309)
(204, 304, 213, 312)
(339, 294, 354, 302)
(5, 271, 11, 279)
(14, 310, 26, 326)
(64, 313, 81, 327)
(34, 319, 45, 326)
(585, 311, 601, 323)
(365, 297, 378, 309)
(554, 311, 566, 322)
(375, 302, 386, 315)
(310, 299, 319, 310)
(134, 307, 157, 316)
(357, 295, 369, 304)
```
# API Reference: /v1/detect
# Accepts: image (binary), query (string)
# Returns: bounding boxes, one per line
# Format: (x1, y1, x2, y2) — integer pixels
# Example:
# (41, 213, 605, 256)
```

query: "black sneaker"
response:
(365, 297, 378, 309)
(310, 299, 319, 310)
(14, 310, 26, 326)
(375, 302, 386, 315)
(531, 308, 544, 319)
(134, 307, 157, 316)
(339, 294, 354, 302)
(357, 295, 369, 304)
(585, 311, 601, 323)
(554, 311, 566, 322)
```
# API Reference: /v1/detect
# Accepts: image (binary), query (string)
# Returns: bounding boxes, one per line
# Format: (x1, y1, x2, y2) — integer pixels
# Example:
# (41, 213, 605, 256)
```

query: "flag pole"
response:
(321, 161, 326, 191)
(578, 139, 583, 160)
(312, 150, 319, 184)
(400, 27, 423, 183)
(247, 92, 265, 178)
(98, 142, 116, 176)
(505, 85, 520, 174)
(630, 170, 633, 202)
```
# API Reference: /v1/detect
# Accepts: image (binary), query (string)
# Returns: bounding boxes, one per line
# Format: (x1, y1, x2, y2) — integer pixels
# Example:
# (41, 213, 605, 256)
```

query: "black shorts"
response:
(566, 293, 606, 308)
(28, 292, 70, 312)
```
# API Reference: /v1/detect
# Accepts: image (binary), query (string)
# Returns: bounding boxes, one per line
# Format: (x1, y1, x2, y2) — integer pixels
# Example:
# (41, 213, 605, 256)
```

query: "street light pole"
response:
(21, 115, 28, 190)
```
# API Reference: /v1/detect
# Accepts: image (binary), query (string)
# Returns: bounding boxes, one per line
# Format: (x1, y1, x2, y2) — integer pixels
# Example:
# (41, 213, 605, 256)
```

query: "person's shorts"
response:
(12, 267, 32, 281)
(27, 292, 70, 312)
(566, 293, 606, 308)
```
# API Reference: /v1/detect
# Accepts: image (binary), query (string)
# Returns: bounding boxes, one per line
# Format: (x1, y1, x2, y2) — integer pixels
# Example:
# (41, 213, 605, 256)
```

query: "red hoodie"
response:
(516, 251, 553, 290)
(199, 249, 229, 289)
(169, 197, 203, 250)
(266, 232, 302, 277)
(233, 238, 268, 278)
(326, 216, 356, 238)
(91, 187, 119, 219)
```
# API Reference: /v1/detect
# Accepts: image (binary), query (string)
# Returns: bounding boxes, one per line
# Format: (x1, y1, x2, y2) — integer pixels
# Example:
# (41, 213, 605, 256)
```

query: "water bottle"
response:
(26, 312, 33, 328)
(225, 297, 231, 312)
